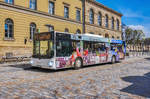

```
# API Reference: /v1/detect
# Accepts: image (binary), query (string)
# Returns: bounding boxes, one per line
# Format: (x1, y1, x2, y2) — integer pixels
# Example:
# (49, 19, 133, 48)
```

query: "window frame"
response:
(89, 9, 94, 24)
(98, 12, 102, 26)
(5, 18, 14, 39)
(76, 29, 81, 34)
(112, 17, 114, 30)
(105, 14, 109, 28)
(76, 9, 81, 22)
(30, 23, 36, 40)
(29, 0, 37, 10)
(64, 6, 69, 18)
(117, 19, 120, 30)
(64, 28, 69, 32)
(49, 1, 55, 15)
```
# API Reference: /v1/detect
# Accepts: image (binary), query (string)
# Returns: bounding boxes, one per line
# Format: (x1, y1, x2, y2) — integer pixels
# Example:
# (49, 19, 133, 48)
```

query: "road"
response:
(0, 56, 150, 99)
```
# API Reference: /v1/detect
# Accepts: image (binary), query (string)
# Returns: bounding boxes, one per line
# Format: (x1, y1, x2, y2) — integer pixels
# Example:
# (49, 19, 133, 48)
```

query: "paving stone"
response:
(0, 56, 149, 98)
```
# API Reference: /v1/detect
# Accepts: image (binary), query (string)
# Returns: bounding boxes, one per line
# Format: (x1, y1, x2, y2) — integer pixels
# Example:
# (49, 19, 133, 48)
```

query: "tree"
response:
(124, 27, 145, 45)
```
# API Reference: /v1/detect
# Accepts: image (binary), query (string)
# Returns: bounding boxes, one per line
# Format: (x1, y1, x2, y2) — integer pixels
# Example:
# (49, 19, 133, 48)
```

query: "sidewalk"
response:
(0, 61, 30, 66)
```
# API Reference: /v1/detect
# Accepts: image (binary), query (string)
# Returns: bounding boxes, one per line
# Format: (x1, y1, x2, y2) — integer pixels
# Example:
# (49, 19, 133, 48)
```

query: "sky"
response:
(96, 0, 150, 37)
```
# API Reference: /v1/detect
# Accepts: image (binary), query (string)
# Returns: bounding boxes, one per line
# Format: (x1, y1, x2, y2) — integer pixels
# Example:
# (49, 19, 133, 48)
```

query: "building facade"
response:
(84, 0, 122, 39)
(0, 0, 83, 59)
(0, 0, 122, 59)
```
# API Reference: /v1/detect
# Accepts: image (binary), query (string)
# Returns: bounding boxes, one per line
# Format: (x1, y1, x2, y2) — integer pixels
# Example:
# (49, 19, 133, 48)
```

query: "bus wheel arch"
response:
(74, 57, 83, 69)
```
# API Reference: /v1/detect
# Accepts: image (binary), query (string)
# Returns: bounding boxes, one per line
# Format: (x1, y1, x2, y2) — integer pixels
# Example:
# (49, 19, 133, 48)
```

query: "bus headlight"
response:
(48, 61, 54, 66)
(30, 60, 34, 64)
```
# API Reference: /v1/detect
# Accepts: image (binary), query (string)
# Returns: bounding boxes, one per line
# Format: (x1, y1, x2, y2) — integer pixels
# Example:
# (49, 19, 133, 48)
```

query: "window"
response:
(83, 41, 106, 53)
(5, 0, 14, 4)
(76, 10, 81, 22)
(112, 36, 114, 39)
(30, 0, 37, 10)
(105, 14, 108, 28)
(49, 1, 54, 15)
(117, 19, 120, 30)
(89, 9, 94, 24)
(117, 36, 120, 39)
(64, 6, 69, 18)
(5, 18, 14, 38)
(98, 12, 102, 26)
(30, 23, 36, 40)
(49, 26, 54, 32)
(56, 33, 78, 57)
(112, 17, 114, 29)
(65, 28, 69, 32)
(76, 29, 81, 34)
(105, 34, 109, 38)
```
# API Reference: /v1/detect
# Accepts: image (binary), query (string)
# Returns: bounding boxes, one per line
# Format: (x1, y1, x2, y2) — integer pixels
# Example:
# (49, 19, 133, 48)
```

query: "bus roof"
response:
(82, 34, 109, 43)
(35, 31, 123, 43)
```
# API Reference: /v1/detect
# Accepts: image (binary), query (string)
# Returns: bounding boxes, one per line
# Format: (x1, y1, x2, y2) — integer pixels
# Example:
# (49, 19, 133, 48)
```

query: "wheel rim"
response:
(76, 60, 81, 68)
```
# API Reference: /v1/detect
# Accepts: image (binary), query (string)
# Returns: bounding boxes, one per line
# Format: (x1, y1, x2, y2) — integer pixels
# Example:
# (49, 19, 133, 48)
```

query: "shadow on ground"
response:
(6, 61, 120, 73)
(144, 57, 150, 60)
(121, 72, 150, 98)
(7, 64, 74, 73)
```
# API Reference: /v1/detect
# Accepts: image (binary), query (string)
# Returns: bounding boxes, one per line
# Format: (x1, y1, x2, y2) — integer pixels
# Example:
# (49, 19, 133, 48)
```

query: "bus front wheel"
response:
(111, 56, 116, 64)
(74, 58, 82, 70)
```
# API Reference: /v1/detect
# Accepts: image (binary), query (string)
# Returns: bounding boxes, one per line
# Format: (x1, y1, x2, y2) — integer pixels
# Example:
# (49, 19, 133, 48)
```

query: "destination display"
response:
(34, 32, 52, 41)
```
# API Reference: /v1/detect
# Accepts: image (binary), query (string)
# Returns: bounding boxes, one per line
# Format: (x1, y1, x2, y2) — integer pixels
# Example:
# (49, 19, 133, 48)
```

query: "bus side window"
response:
(100, 44, 106, 52)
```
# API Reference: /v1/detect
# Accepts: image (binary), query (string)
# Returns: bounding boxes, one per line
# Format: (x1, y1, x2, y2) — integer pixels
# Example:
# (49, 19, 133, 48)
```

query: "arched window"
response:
(105, 14, 108, 28)
(112, 36, 114, 39)
(5, 18, 14, 38)
(76, 29, 81, 34)
(89, 9, 94, 24)
(65, 28, 69, 32)
(98, 12, 102, 26)
(117, 19, 120, 30)
(30, 0, 37, 10)
(105, 33, 109, 38)
(30, 23, 36, 40)
(112, 17, 114, 29)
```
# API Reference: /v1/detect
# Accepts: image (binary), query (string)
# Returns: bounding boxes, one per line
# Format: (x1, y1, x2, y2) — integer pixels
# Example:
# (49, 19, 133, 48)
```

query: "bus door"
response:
(99, 43, 108, 63)
(118, 43, 125, 59)
(83, 41, 93, 65)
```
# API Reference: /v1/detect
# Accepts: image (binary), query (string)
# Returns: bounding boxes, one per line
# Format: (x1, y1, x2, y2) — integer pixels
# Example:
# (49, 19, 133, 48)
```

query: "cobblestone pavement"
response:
(0, 56, 150, 99)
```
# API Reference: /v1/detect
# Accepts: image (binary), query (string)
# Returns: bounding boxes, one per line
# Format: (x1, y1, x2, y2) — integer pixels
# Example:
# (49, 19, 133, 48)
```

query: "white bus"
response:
(30, 31, 126, 69)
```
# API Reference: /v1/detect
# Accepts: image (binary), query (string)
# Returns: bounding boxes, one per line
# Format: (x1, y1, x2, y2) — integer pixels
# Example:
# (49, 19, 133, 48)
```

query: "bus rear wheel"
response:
(111, 56, 116, 64)
(74, 58, 82, 70)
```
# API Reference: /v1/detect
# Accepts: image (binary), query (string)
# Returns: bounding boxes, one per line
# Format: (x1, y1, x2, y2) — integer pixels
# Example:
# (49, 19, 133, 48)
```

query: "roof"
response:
(86, 0, 123, 17)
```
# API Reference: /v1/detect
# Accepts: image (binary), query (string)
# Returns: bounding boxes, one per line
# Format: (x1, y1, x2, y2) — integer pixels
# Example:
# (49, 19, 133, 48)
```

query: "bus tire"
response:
(111, 56, 116, 64)
(74, 58, 82, 70)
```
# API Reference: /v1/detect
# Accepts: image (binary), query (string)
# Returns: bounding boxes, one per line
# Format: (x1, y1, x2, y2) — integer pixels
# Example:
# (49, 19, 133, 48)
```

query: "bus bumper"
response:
(30, 58, 56, 70)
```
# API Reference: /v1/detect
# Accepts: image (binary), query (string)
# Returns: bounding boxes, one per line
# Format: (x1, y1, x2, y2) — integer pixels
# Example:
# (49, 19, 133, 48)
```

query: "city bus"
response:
(30, 31, 126, 70)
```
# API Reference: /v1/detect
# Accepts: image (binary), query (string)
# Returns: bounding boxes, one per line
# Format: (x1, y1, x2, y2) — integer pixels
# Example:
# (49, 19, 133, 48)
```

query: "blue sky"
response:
(96, 0, 150, 37)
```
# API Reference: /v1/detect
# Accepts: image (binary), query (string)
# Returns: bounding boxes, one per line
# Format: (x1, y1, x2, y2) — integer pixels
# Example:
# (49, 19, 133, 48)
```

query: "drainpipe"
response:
(82, 0, 85, 34)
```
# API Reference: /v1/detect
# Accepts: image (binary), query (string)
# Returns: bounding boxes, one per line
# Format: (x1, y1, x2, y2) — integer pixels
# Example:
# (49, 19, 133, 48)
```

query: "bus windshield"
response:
(33, 32, 54, 58)
(56, 32, 80, 57)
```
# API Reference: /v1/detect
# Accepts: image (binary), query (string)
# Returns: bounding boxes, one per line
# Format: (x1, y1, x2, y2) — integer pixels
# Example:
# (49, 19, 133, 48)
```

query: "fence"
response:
(126, 44, 150, 57)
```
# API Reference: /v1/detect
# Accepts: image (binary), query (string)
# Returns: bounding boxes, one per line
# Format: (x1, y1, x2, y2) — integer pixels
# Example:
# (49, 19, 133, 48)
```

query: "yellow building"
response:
(0, 0, 83, 59)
